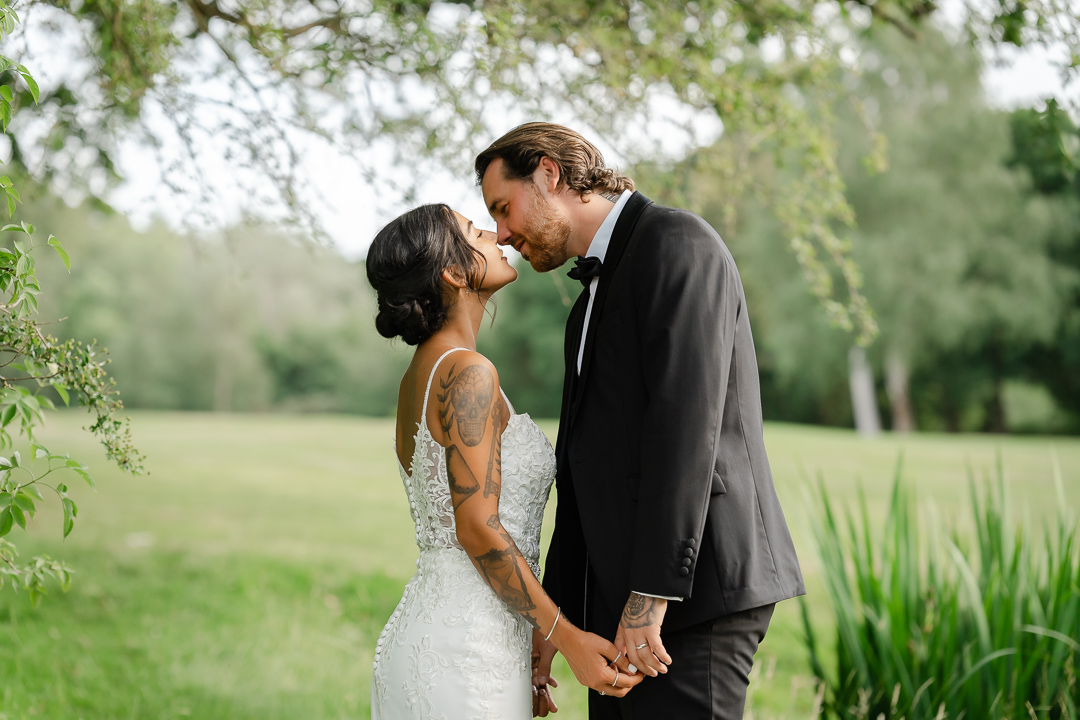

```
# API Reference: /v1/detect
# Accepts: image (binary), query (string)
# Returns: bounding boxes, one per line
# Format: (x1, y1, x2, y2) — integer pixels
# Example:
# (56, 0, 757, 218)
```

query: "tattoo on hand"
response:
(445, 445, 480, 508)
(621, 592, 659, 629)
(437, 363, 495, 447)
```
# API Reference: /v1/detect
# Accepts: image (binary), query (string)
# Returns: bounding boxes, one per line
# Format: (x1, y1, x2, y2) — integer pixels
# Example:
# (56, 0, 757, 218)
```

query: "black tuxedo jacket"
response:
(542, 193, 805, 634)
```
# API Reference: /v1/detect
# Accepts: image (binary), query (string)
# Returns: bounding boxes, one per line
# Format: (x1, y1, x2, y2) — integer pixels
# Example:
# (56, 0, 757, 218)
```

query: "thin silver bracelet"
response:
(544, 607, 562, 641)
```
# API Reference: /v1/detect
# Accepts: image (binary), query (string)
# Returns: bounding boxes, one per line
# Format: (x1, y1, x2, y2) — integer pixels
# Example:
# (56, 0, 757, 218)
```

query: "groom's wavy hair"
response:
(475, 122, 634, 197)
(366, 204, 488, 346)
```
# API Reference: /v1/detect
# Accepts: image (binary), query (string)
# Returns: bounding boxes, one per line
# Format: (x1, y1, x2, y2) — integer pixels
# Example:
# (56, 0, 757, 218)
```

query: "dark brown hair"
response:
(365, 204, 486, 346)
(474, 122, 634, 197)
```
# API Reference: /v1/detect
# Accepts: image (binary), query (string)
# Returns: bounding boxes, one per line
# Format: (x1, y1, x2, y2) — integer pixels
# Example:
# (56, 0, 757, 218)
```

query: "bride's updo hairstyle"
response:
(366, 204, 486, 346)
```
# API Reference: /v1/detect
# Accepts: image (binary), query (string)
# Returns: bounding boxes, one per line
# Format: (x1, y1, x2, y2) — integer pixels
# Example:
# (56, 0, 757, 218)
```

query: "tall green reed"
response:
(802, 455, 1079, 719)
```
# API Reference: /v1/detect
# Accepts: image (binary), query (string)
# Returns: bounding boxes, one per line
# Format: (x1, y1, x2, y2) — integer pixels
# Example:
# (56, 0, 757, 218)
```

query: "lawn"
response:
(2, 412, 1078, 719)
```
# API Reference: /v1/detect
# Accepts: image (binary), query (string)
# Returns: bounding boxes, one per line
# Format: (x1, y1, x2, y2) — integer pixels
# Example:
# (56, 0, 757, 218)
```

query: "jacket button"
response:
(684, 548, 694, 557)
(686, 538, 696, 548)
(682, 558, 692, 567)
(679, 567, 689, 577)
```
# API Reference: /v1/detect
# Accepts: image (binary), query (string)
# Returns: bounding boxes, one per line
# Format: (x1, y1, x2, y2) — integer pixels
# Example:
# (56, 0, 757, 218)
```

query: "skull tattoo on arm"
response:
(438, 363, 495, 447)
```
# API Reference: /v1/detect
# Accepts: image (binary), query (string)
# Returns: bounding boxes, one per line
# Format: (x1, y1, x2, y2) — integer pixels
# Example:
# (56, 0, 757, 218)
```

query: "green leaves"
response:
(64, 457, 95, 491)
(62, 497, 76, 538)
(0, 438, 96, 546)
(54, 482, 77, 538)
(0, 175, 22, 217)
(17, 64, 38, 104)
(0, 5, 18, 37)
(804, 462, 1080, 719)
(49, 235, 70, 271)
(0, 537, 74, 602)
(0, 0, 139, 607)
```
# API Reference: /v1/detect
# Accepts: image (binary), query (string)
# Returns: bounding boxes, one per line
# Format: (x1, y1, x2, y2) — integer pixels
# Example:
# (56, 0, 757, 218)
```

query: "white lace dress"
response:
(371, 348, 557, 720)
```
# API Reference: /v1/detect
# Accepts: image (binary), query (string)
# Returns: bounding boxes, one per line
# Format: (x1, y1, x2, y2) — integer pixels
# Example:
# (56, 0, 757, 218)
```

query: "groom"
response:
(476, 123, 804, 719)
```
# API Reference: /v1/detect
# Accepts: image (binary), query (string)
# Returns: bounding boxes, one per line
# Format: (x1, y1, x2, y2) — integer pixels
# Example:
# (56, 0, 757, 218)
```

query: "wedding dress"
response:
(371, 347, 557, 720)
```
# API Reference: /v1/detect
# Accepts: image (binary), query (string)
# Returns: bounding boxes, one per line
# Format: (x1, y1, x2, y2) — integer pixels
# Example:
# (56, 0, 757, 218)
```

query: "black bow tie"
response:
(567, 255, 603, 288)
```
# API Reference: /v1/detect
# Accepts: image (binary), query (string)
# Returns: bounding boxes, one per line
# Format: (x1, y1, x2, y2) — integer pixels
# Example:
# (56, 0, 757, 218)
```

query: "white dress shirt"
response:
(575, 189, 682, 603)
(577, 189, 631, 373)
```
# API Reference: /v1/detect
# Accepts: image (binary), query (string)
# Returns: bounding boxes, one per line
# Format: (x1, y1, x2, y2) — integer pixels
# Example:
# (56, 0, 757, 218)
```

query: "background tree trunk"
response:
(886, 352, 916, 433)
(849, 345, 882, 437)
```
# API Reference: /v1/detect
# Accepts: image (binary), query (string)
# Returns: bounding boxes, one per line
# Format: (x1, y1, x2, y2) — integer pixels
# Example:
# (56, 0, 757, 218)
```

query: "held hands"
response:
(614, 593, 672, 678)
(548, 617, 642, 700)
(531, 628, 559, 716)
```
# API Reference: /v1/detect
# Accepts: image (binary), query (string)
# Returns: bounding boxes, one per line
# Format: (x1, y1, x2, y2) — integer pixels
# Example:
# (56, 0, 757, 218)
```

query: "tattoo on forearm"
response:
(621, 592, 659, 629)
(437, 363, 495, 447)
(473, 540, 537, 620)
(445, 445, 480, 508)
(484, 401, 502, 497)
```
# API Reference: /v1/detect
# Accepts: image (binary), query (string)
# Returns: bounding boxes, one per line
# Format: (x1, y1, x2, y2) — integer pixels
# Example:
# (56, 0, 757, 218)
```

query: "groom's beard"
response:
(516, 186, 572, 273)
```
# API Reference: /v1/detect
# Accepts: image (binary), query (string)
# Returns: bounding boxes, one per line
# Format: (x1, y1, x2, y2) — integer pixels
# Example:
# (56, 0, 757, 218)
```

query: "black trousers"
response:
(586, 572, 774, 720)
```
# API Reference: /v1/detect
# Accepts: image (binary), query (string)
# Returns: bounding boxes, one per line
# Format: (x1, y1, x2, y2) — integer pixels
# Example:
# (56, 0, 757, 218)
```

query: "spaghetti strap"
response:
(421, 347, 469, 429)
(500, 388, 516, 416)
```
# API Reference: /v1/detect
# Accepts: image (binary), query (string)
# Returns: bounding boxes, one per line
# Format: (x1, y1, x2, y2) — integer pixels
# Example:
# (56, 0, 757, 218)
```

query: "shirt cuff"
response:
(633, 591, 683, 601)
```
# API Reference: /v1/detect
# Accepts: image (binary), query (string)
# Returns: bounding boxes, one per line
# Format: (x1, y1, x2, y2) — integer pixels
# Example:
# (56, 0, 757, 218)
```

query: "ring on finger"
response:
(636, 642, 649, 650)
(610, 651, 622, 665)
(612, 668, 621, 688)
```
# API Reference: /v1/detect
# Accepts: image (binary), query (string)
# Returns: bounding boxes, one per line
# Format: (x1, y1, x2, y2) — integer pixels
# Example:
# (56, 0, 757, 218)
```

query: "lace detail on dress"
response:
(497, 416, 557, 578)
(371, 348, 556, 720)
(405, 423, 462, 553)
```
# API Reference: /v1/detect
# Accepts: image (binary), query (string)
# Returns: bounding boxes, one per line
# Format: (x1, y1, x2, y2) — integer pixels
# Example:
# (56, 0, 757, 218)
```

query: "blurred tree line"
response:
(31, 197, 411, 416)
(645, 24, 1080, 434)
(496, 25, 1080, 434)
(20, 24, 1080, 433)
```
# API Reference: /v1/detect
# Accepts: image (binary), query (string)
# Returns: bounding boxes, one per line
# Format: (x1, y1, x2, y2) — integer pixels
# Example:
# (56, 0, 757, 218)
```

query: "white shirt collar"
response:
(583, 190, 633, 263)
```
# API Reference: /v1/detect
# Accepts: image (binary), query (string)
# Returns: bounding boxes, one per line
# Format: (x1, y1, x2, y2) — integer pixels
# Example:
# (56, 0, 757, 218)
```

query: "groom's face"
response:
(481, 158, 572, 273)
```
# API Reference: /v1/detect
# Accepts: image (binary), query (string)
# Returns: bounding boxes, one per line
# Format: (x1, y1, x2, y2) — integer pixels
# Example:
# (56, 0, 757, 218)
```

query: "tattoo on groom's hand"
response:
(616, 593, 672, 678)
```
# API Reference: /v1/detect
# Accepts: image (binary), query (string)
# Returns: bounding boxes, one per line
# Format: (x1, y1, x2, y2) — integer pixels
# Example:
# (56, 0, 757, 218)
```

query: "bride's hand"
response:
(532, 628, 560, 716)
(552, 623, 642, 698)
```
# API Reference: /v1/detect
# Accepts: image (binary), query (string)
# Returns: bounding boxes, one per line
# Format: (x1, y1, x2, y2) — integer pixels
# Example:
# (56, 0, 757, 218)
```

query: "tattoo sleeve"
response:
(483, 401, 502, 498)
(437, 363, 495, 447)
(445, 445, 480, 509)
(472, 536, 539, 628)
(438, 362, 541, 630)
(621, 592, 660, 629)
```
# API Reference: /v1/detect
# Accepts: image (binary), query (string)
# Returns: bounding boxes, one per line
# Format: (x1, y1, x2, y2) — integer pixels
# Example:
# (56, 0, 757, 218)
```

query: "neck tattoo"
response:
(600, 192, 620, 203)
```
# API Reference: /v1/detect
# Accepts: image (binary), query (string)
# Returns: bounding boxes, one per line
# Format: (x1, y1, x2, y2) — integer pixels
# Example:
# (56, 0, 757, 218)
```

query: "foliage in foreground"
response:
(804, 458, 1080, 719)
(0, 2, 141, 603)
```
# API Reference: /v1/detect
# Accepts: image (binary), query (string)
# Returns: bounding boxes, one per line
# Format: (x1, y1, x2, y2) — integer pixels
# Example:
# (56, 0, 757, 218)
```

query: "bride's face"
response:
(455, 211, 517, 292)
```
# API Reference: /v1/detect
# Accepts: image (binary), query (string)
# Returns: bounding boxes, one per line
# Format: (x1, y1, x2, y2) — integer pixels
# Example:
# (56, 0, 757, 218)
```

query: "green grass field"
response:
(2, 412, 1078, 719)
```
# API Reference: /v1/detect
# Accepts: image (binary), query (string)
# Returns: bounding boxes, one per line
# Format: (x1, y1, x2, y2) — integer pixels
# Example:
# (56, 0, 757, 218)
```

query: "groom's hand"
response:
(615, 593, 672, 678)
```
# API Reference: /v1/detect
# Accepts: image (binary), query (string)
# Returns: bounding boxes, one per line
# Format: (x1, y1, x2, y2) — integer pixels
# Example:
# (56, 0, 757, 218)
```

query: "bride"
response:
(366, 204, 641, 718)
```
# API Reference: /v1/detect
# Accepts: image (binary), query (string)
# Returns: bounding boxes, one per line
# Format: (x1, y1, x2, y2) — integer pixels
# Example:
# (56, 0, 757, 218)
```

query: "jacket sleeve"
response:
(627, 210, 740, 598)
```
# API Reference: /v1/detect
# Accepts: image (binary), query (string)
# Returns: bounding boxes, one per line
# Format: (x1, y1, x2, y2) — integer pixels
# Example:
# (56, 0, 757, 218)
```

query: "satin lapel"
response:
(570, 192, 653, 420)
(555, 288, 590, 465)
